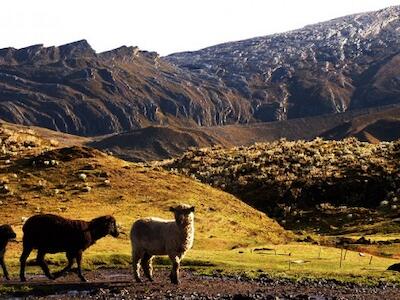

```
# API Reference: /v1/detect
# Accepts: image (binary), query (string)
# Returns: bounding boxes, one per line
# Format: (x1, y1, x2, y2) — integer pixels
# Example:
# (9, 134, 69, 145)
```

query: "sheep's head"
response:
(0, 224, 16, 240)
(90, 215, 119, 238)
(170, 204, 195, 227)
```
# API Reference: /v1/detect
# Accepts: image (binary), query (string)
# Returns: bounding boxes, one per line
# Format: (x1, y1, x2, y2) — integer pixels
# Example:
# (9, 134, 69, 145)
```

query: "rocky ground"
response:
(2, 269, 400, 299)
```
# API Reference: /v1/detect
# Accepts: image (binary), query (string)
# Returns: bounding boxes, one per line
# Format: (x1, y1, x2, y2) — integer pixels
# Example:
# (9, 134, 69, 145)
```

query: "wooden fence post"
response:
(339, 248, 343, 268)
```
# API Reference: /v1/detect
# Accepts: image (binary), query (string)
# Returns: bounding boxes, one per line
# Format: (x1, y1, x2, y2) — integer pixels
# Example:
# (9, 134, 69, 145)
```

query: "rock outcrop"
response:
(167, 6, 400, 122)
(0, 41, 247, 136)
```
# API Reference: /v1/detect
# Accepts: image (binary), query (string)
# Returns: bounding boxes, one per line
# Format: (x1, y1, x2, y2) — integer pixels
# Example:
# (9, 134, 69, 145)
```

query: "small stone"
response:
(380, 200, 389, 207)
(82, 186, 92, 193)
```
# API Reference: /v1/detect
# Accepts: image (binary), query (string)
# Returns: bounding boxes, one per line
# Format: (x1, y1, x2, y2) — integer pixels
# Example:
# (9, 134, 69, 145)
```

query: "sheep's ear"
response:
(189, 206, 195, 213)
(169, 206, 175, 212)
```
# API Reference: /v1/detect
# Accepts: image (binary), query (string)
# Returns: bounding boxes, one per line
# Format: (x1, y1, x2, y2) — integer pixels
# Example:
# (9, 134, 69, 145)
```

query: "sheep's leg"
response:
(141, 253, 154, 282)
(132, 249, 143, 283)
(169, 255, 180, 284)
(0, 255, 10, 280)
(19, 246, 33, 282)
(37, 250, 54, 280)
(76, 251, 87, 282)
(53, 252, 74, 279)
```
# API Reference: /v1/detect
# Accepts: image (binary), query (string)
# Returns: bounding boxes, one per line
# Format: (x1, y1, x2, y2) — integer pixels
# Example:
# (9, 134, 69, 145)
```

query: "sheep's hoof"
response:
(53, 271, 64, 279)
(5, 276, 10, 281)
(134, 277, 142, 283)
(169, 274, 180, 285)
(20, 277, 26, 282)
(79, 276, 88, 283)
(171, 279, 180, 285)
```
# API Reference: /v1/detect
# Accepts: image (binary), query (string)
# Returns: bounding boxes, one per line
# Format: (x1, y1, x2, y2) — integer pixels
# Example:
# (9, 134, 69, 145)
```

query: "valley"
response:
(0, 4, 400, 299)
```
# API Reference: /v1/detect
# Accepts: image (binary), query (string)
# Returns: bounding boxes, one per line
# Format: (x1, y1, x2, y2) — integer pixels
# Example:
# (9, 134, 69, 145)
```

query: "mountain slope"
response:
(167, 6, 400, 122)
(0, 41, 248, 136)
(1, 6, 400, 136)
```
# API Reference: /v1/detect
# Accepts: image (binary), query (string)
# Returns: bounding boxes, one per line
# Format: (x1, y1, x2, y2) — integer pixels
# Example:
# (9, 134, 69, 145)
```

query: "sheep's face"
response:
(170, 204, 195, 227)
(91, 216, 119, 238)
(106, 216, 120, 238)
(0, 225, 16, 240)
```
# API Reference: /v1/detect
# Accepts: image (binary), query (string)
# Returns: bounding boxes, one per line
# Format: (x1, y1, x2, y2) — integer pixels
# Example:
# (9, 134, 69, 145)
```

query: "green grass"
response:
(3, 243, 400, 286)
(185, 245, 400, 285)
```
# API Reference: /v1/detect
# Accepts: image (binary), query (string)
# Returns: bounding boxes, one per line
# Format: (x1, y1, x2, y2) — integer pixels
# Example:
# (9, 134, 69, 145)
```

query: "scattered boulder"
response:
(78, 173, 87, 181)
(82, 186, 92, 193)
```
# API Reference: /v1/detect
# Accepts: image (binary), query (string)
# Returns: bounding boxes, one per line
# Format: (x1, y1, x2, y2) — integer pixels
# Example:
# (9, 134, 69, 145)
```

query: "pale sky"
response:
(0, 0, 399, 56)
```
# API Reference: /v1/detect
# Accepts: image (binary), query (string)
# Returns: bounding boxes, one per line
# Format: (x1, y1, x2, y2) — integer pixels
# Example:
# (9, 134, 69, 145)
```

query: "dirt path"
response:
(2, 268, 400, 299)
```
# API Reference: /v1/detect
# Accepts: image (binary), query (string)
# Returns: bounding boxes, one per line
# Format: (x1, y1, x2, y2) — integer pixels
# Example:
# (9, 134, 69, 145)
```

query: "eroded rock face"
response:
(1, 6, 400, 136)
(0, 41, 249, 136)
(167, 6, 400, 122)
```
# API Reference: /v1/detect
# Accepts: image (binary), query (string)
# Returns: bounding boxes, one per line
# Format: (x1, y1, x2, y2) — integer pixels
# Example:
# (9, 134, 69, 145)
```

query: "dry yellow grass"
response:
(0, 125, 289, 265)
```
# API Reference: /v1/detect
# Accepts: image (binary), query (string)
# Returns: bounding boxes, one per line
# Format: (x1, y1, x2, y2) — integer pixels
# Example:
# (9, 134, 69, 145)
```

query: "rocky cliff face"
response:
(167, 6, 400, 122)
(1, 6, 400, 136)
(0, 41, 249, 136)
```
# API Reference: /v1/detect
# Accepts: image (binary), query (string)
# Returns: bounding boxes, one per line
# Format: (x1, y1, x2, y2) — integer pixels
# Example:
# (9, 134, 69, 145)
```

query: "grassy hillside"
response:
(0, 122, 289, 270)
(165, 138, 400, 234)
(2, 122, 400, 286)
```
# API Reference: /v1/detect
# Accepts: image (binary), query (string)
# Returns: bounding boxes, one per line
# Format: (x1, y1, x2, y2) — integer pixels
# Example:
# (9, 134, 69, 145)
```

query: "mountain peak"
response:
(99, 45, 140, 61)
(0, 40, 96, 65)
(58, 39, 96, 58)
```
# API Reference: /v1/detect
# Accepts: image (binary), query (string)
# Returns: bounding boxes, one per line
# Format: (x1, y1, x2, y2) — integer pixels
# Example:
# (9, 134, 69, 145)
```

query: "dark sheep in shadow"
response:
(20, 214, 119, 282)
(0, 225, 16, 280)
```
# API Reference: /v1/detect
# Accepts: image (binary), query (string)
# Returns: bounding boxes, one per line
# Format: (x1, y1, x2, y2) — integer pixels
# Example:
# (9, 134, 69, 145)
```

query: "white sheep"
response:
(130, 204, 195, 284)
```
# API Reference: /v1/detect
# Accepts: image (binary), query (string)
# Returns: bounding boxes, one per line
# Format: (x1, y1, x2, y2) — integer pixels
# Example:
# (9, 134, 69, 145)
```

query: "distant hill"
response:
(321, 105, 400, 142)
(91, 104, 400, 162)
(1, 6, 400, 136)
(90, 126, 227, 162)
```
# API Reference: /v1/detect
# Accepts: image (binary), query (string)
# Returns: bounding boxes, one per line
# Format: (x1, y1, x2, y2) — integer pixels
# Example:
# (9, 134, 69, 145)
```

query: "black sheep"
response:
(0, 224, 16, 280)
(20, 214, 119, 282)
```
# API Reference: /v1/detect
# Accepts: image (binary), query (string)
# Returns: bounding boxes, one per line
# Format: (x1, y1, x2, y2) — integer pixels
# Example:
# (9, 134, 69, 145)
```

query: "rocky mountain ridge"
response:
(0, 6, 400, 136)
(0, 40, 247, 136)
(167, 6, 400, 122)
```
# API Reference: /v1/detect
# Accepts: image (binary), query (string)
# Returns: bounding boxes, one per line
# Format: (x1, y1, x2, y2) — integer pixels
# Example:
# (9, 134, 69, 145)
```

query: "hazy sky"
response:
(1, 0, 399, 55)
